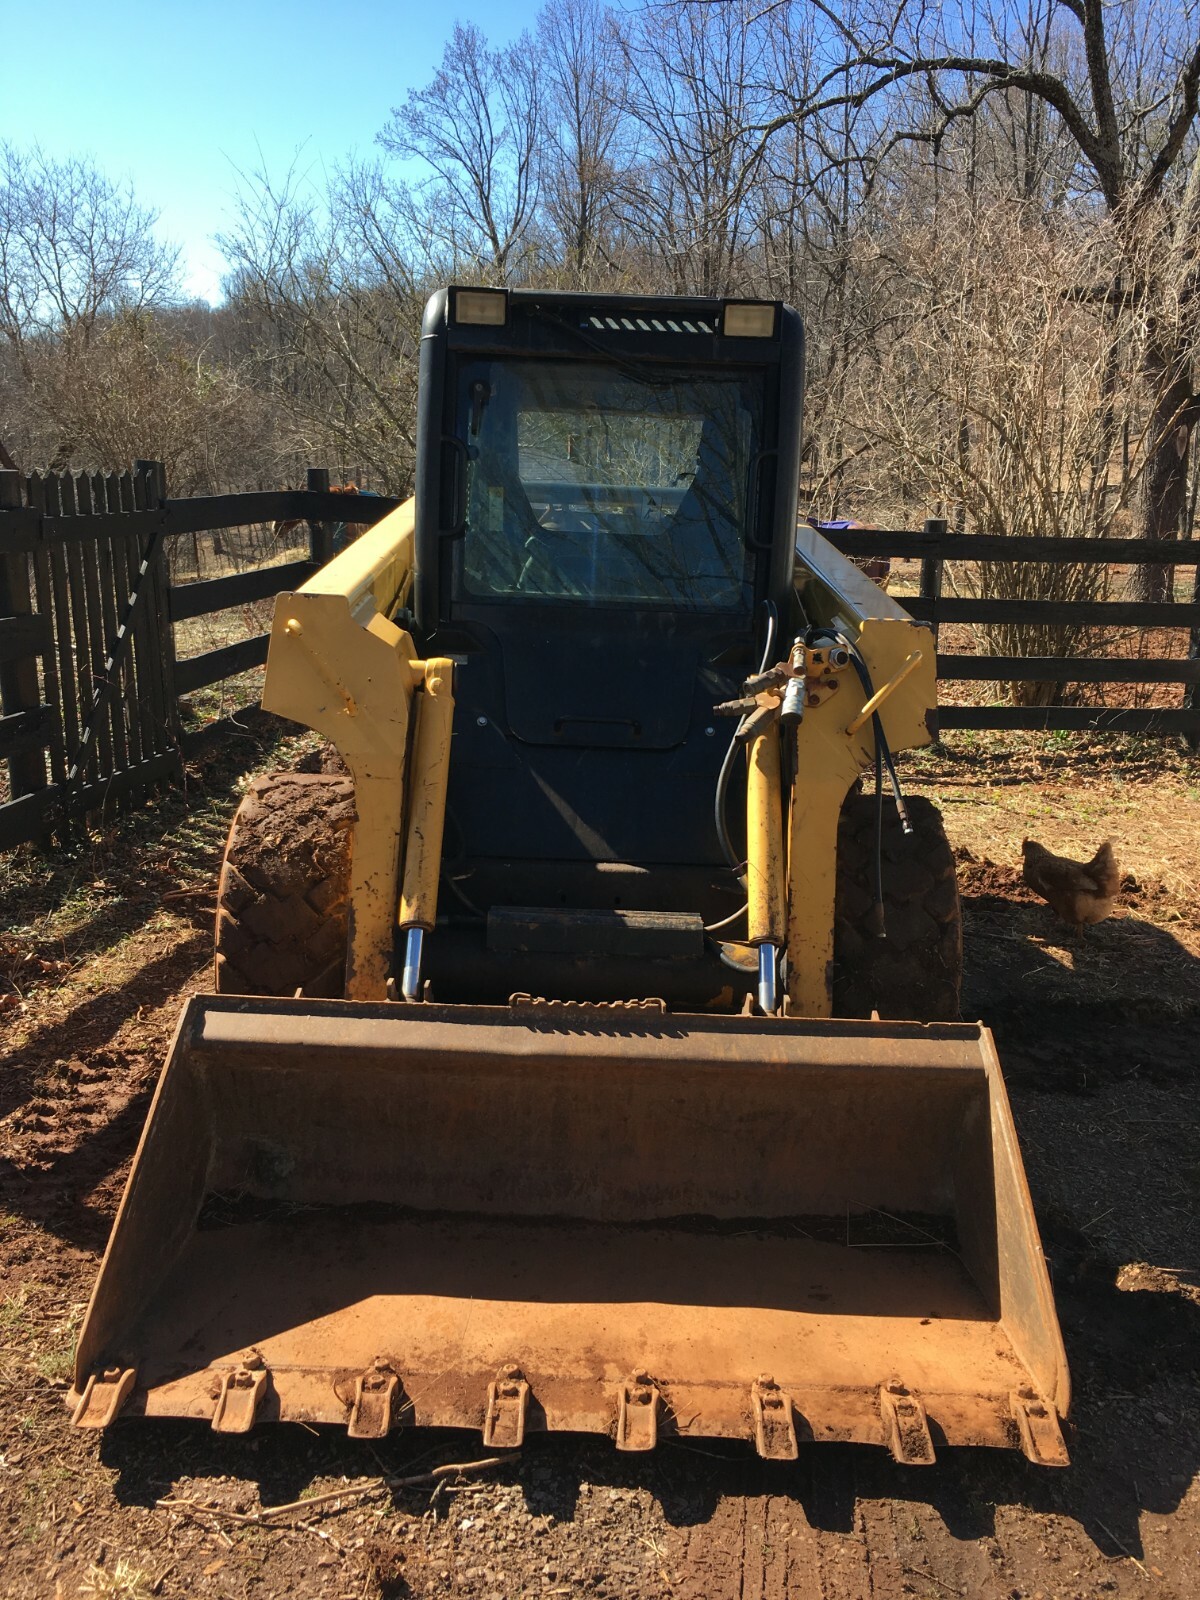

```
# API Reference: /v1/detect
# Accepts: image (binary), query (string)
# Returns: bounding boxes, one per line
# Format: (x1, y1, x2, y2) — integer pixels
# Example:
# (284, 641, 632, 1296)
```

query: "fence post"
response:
(307, 466, 333, 567)
(1187, 559, 1200, 753)
(0, 468, 48, 799)
(134, 459, 183, 763)
(920, 517, 947, 646)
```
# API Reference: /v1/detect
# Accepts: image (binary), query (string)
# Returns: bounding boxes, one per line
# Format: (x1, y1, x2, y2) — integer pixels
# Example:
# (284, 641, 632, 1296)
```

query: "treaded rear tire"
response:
(214, 771, 356, 998)
(833, 792, 962, 1021)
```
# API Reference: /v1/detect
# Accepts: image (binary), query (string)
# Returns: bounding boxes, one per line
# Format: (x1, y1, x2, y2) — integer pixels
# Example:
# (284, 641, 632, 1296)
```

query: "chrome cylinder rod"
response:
(757, 943, 778, 1015)
(400, 927, 425, 1001)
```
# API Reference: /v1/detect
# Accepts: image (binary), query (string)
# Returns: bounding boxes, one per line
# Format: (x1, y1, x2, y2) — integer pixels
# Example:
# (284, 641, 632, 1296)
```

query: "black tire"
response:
(833, 792, 962, 1021)
(214, 771, 355, 998)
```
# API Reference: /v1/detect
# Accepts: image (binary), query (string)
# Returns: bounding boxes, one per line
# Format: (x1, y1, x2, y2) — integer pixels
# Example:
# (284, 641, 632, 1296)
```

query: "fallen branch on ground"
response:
(157, 1453, 515, 1527)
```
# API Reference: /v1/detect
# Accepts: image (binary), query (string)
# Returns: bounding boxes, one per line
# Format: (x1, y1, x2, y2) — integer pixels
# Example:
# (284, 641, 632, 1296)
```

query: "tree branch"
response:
(1134, 35, 1200, 209)
(747, 51, 1104, 196)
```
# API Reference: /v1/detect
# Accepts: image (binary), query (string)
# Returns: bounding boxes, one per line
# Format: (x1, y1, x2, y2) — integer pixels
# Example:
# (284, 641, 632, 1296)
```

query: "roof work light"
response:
(723, 301, 776, 338)
(454, 289, 508, 326)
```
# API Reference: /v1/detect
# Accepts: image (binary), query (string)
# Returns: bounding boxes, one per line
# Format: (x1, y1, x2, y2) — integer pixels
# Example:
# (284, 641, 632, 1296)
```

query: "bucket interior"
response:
(74, 998, 1066, 1450)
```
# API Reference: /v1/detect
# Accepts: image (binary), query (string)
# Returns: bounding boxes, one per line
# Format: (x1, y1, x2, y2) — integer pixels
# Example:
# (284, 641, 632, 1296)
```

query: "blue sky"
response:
(4, 0, 541, 303)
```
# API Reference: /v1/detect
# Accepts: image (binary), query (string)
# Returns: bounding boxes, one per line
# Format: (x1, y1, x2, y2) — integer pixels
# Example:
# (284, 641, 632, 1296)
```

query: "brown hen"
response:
(1021, 838, 1120, 933)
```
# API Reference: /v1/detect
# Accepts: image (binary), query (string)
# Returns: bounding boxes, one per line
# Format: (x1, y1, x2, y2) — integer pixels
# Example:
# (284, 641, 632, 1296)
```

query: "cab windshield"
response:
(456, 359, 762, 610)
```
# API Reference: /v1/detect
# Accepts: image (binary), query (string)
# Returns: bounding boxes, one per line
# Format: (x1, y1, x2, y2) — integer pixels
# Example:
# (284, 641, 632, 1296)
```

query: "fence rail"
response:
(2, 482, 1198, 851)
(822, 517, 1200, 739)
(905, 596, 1200, 627)
(830, 527, 1199, 565)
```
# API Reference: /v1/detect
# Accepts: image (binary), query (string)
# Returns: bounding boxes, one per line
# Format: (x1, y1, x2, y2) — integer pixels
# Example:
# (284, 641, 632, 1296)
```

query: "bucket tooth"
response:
(1011, 1389, 1069, 1467)
(212, 1351, 269, 1434)
(616, 1373, 661, 1452)
(880, 1380, 936, 1466)
(71, 1367, 136, 1429)
(482, 1365, 529, 1449)
(751, 1375, 798, 1461)
(348, 1359, 401, 1440)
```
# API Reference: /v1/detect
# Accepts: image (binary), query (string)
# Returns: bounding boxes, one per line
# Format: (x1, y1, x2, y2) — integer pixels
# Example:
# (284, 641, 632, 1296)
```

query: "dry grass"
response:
(79, 1560, 156, 1599)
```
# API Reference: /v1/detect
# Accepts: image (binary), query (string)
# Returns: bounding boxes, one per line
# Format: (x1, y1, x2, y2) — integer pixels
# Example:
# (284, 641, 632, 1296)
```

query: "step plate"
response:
(487, 906, 704, 959)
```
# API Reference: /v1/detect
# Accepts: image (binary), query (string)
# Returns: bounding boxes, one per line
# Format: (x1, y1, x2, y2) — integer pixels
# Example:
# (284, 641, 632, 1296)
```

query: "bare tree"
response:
(615, 1, 779, 295)
(750, 4, 896, 509)
(377, 23, 543, 281)
(750, 0, 1200, 596)
(219, 157, 425, 490)
(0, 144, 179, 355)
(537, 0, 628, 280)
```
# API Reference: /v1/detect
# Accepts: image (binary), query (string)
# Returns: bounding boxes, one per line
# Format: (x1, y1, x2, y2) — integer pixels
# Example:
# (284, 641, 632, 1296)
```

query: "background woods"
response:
(2, 0, 1198, 572)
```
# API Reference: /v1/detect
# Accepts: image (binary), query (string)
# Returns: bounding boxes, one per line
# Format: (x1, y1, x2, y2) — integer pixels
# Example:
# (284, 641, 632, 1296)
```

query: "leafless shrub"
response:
(219, 159, 427, 494)
(23, 310, 267, 494)
(840, 203, 1163, 702)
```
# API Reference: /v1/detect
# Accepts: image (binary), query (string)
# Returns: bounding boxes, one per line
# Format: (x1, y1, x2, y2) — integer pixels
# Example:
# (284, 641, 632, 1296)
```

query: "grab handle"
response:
(845, 650, 924, 738)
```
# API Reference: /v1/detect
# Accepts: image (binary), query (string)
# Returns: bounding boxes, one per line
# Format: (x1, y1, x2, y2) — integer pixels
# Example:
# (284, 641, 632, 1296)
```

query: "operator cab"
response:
(413, 287, 804, 1003)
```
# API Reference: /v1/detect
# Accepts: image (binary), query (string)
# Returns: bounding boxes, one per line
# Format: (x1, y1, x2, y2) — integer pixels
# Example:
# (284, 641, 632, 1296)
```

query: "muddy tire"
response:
(833, 792, 962, 1021)
(214, 771, 356, 998)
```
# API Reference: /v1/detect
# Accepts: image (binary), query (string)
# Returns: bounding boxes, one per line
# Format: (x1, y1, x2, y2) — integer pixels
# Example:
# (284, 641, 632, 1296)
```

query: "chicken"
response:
(1021, 838, 1121, 933)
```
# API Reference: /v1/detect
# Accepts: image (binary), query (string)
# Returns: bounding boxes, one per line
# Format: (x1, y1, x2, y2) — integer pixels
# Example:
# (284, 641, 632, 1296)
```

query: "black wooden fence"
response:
(2, 477, 1198, 852)
(832, 518, 1200, 738)
(0, 463, 397, 850)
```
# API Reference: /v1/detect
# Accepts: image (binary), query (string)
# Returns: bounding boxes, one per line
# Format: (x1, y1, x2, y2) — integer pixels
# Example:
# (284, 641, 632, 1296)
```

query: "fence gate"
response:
(0, 461, 181, 849)
(1, 464, 399, 850)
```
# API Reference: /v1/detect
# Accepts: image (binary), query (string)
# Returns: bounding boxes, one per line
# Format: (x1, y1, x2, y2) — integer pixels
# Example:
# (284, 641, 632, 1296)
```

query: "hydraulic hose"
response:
(713, 599, 777, 882)
(808, 628, 914, 938)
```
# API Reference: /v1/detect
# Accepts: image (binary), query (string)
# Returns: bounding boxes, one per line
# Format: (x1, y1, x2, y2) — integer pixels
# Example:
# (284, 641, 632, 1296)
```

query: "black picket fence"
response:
(0, 464, 397, 850)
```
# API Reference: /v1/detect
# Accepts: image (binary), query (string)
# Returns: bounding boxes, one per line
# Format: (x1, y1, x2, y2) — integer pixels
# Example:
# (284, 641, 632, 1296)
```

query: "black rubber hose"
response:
(880, 736, 912, 832)
(714, 599, 777, 880)
(713, 724, 744, 878)
(870, 711, 885, 936)
(836, 638, 899, 937)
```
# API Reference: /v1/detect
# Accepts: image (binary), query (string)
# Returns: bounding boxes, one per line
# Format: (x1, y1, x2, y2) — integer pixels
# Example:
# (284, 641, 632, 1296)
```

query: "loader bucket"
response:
(71, 995, 1069, 1464)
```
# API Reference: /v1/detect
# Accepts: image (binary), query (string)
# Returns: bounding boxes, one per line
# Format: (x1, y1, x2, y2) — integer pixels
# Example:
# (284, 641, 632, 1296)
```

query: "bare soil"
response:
(1, 725, 1198, 1600)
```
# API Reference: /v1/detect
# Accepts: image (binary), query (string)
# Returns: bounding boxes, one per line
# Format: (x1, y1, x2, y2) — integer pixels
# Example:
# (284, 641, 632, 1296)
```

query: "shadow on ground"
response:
(959, 864, 1200, 1092)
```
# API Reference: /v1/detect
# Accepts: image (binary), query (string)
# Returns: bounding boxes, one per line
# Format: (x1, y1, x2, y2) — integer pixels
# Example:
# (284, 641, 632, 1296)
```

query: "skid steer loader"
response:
(70, 288, 1069, 1466)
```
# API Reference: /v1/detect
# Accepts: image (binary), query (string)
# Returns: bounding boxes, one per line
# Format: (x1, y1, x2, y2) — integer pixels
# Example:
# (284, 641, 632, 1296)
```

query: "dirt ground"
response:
(1, 719, 1198, 1600)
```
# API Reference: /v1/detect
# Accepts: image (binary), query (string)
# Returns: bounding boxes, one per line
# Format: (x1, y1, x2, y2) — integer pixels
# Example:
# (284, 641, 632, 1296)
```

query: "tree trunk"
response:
(1130, 331, 1195, 603)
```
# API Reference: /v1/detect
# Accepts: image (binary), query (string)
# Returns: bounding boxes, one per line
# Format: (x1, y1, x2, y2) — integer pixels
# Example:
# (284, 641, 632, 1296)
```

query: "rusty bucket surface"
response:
(70, 996, 1069, 1464)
